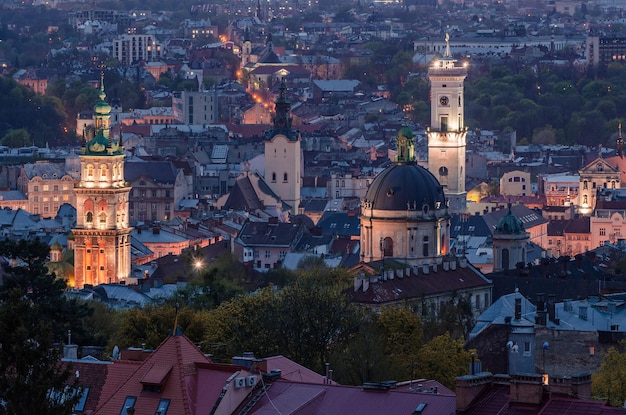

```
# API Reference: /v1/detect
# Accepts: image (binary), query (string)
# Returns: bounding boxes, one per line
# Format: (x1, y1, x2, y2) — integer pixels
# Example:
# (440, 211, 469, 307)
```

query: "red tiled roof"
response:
(461, 382, 626, 415)
(95, 335, 214, 415)
(349, 264, 491, 305)
(250, 381, 456, 414)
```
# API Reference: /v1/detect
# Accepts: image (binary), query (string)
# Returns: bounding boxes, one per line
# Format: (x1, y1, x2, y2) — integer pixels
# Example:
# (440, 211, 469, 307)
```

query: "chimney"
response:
(64, 344, 78, 360)
(152, 225, 160, 234)
(450, 260, 457, 270)
(535, 293, 547, 326)
(570, 372, 592, 399)
(510, 373, 544, 405)
(514, 298, 522, 320)
(459, 257, 468, 268)
(443, 260, 450, 271)
(547, 294, 557, 323)
(422, 264, 429, 275)
(455, 373, 493, 412)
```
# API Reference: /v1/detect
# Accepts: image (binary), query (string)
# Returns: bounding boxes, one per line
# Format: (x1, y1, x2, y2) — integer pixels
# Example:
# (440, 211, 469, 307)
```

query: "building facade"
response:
(112, 34, 161, 65)
(18, 161, 79, 218)
(578, 158, 620, 216)
(172, 90, 218, 125)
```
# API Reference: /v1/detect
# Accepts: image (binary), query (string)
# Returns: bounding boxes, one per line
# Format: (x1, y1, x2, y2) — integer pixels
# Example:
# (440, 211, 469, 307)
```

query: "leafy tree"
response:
(0, 238, 89, 414)
(2, 128, 31, 147)
(592, 340, 626, 406)
(114, 303, 208, 350)
(418, 332, 474, 390)
(375, 307, 424, 380)
(202, 267, 361, 374)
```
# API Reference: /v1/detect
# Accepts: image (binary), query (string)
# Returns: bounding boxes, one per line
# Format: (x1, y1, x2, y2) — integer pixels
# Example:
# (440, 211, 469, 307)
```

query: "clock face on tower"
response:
(439, 96, 449, 106)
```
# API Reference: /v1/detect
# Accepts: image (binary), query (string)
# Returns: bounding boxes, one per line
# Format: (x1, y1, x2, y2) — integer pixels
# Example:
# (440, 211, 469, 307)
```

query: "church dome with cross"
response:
(360, 127, 451, 264)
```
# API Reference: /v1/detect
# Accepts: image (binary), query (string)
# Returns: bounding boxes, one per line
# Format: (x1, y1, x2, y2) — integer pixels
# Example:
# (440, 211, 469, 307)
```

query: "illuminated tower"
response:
(72, 73, 132, 288)
(427, 34, 468, 214)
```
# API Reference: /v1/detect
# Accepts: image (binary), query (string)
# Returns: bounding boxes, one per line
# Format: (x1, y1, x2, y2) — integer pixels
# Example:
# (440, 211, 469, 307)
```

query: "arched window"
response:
(272, 172, 276, 182)
(583, 180, 588, 190)
(422, 235, 429, 257)
(502, 248, 510, 271)
(283, 172, 288, 182)
(86, 211, 93, 224)
(99, 212, 107, 226)
(382, 237, 393, 257)
(100, 165, 107, 177)
(87, 165, 94, 178)
(583, 194, 588, 205)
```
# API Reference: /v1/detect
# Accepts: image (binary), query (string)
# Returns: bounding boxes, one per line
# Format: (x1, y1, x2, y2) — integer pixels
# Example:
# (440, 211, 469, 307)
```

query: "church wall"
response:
(264, 133, 301, 215)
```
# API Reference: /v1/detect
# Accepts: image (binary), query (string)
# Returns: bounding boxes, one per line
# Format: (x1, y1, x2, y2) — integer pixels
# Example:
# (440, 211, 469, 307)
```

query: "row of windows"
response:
(33, 184, 70, 192)
(131, 189, 172, 198)
(271, 172, 289, 182)
(128, 202, 170, 211)
(33, 195, 69, 203)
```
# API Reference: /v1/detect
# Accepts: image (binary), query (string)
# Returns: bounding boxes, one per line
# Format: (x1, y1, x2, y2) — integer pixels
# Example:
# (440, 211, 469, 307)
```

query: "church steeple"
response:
(83, 70, 123, 156)
(266, 80, 297, 141)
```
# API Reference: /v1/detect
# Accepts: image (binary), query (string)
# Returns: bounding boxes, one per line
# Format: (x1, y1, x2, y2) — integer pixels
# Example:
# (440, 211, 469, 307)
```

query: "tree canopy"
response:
(0, 238, 90, 414)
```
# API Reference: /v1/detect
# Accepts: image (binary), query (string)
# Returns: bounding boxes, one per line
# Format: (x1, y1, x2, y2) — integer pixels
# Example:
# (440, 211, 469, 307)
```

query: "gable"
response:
(580, 157, 620, 175)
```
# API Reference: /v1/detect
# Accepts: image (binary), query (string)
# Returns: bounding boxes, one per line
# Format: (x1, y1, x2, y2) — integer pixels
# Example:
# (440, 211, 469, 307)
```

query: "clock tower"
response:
(427, 34, 468, 214)
(72, 73, 132, 288)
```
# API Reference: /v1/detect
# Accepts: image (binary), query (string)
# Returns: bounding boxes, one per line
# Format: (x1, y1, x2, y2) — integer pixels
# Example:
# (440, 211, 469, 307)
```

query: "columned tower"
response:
(72, 73, 132, 288)
(427, 34, 468, 214)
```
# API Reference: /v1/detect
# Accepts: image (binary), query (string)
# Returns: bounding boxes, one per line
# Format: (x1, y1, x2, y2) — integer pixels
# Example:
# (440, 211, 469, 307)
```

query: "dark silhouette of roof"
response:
(124, 160, 178, 184)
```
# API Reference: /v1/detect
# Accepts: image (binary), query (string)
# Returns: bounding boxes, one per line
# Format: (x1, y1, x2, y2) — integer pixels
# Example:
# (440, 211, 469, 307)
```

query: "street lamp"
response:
(194, 258, 203, 276)
(542, 341, 550, 385)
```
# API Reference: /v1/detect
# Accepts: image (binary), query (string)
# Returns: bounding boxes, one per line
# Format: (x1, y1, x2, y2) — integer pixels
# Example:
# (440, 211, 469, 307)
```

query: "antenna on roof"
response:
(173, 302, 179, 336)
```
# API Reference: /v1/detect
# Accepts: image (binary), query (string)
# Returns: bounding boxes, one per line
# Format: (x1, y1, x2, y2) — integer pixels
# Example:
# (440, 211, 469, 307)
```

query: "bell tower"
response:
(72, 72, 132, 288)
(264, 80, 301, 215)
(427, 34, 468, 214)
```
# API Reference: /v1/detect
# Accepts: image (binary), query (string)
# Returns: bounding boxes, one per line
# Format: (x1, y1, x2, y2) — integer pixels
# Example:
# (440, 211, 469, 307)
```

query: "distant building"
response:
(500, 170, 531, 197)
(172, 90, 218, 125)
(18, 160, 79, 219)
(112, 34, 161, 65)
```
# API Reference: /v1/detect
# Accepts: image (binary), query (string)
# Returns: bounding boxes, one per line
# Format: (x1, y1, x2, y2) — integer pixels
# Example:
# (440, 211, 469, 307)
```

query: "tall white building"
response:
(172, 90, 219, 125)
(112, 34, 161, 65)
(427, 35, 468, 214)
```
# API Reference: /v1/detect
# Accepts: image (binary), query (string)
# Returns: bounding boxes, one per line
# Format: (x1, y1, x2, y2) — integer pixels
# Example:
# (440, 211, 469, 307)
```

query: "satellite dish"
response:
(112, 345, 120, 360)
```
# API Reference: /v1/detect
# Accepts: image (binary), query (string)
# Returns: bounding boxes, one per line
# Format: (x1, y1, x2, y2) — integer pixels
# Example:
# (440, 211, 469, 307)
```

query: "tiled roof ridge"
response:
(174, 336, 193, 415)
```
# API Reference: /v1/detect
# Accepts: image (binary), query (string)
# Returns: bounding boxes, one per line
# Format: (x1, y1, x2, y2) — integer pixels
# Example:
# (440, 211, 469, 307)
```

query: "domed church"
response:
(360, 127, 451, 266)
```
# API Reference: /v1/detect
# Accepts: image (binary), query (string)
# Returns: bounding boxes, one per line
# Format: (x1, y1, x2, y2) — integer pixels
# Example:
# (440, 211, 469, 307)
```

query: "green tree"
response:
(418, 332, 474, 390)
(592, 341, 626, 406)
(2, 128, 31, 147)
(0, 238, 89, 415)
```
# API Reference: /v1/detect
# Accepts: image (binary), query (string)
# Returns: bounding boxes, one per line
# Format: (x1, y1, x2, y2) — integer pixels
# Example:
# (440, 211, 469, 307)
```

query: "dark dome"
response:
(364, 163, 446, 211)
(495, 209, 525, 234)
